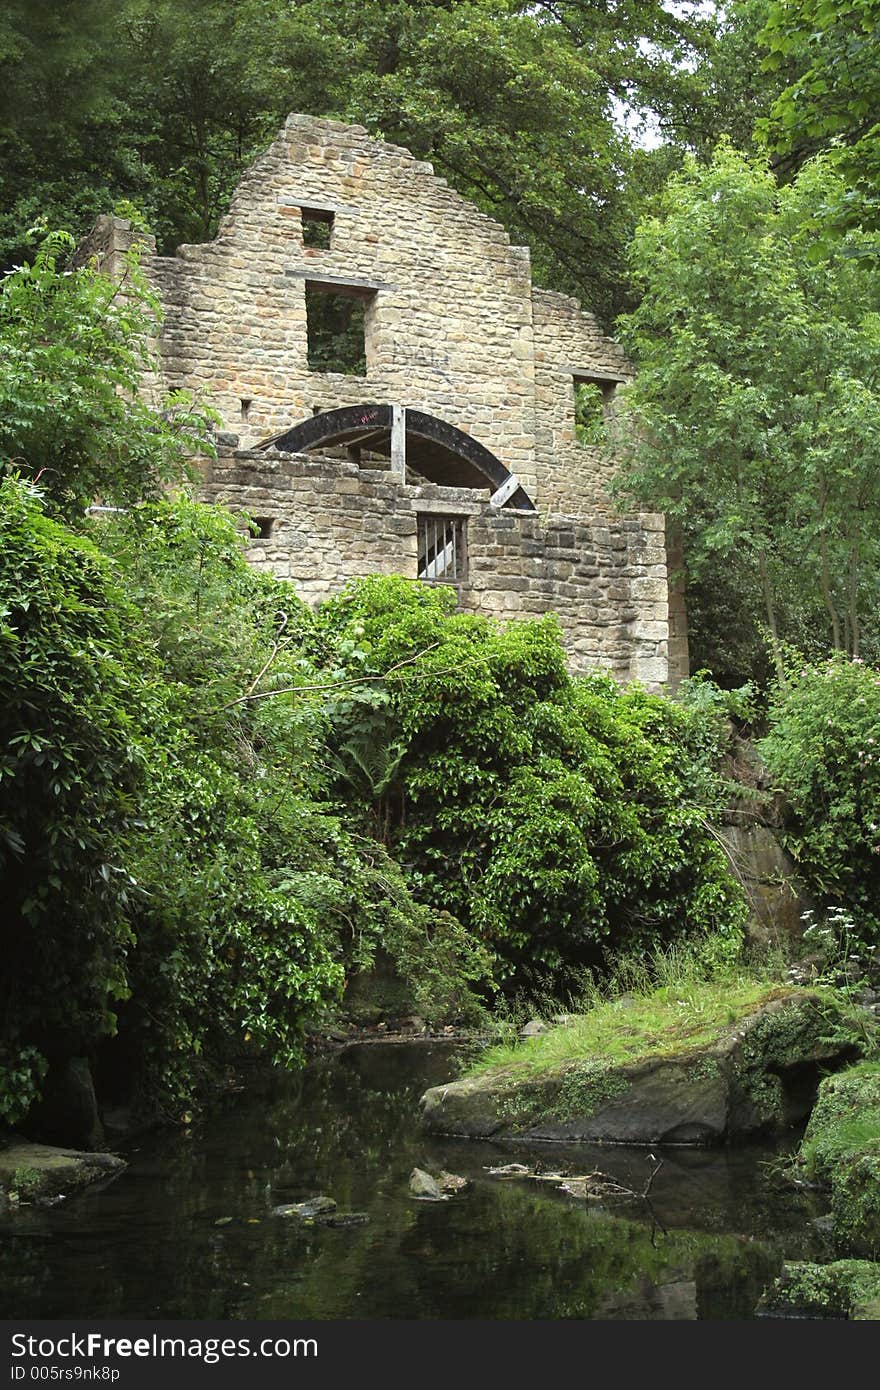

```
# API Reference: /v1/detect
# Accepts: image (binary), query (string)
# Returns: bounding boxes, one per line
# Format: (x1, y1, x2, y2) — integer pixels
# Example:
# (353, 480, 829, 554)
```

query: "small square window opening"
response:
(573, 376, 616, 446)
(251, 516, 274, 540)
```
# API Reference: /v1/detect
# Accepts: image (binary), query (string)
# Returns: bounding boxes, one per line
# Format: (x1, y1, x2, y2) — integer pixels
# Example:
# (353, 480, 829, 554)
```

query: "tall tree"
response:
(611, 144, 880, 679)
(0, 0, 740, 324)
(759, 0, 880, 188)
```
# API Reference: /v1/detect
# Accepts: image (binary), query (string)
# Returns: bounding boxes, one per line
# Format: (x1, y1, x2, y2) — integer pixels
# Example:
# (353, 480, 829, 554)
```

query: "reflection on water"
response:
(0, 1042, 828, 1319)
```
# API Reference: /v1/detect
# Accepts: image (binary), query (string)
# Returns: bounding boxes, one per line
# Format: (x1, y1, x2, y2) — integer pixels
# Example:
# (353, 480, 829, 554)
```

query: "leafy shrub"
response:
(1, 483, 341, 1121)
(760, 655, 880, 946)
(0, 231, 213, 519)
(313, 576, 746, 986)
(796, 1062, 880, 1254)
(0, 476, 143, 1123)
(88, 503, 492, 1106)
(676, 669, 759, 728)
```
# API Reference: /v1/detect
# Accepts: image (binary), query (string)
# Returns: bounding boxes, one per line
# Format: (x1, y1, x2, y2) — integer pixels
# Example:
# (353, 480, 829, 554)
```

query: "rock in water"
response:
(271, 1195, 337, 1218)
(438, 1171, 471, 1193)
(421, 989, 871, 1145)
(0, 1141, 124, 1202)
(409, 1167, 444, 1200)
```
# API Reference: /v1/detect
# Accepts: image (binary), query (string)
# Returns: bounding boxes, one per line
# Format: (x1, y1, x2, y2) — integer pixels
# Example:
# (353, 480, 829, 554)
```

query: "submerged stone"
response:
(421, 989, 869, 1146)
(271, 1195, 337, 1219)
(438, 1171, 471, 1193)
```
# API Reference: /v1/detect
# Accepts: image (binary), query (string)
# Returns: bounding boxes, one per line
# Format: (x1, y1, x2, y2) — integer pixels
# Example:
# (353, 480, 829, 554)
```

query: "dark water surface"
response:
(1, 1042, 828, 1320)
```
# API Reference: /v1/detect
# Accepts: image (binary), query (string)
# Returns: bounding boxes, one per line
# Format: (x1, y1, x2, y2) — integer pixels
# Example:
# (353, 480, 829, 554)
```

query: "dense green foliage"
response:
(796, 1062, 880, 1254)
(0, 479, 139, 1122)
(0, 0, 763, 325)
(764, 1259, 880, 1318)
(760, 0, 880, 192)
(308, 577, 745, 982)
(0, 476, 512, 1125)
(0, 230, 210, 518)
(612, 145, 880, 679)
(760, 656, 880, 946)
(0, 488, 747, 1123)
(0, 481, 337, 1122)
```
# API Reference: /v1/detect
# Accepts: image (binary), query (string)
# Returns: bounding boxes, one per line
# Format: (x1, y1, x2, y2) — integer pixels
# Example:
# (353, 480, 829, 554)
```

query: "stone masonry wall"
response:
(133, 114, 541, 501)
(463, 508, 669, 687)
(202, 448, 670, 686)
(531, 288, 632, 515)
(79, 115, 635, 518)
(75, 114, 688, 686)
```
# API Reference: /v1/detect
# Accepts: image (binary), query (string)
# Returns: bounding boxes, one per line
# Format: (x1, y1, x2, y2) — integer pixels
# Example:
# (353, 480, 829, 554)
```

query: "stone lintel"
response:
(284, 269, 396, 295)
(276, 195, 360, 217)
(561, 364, 629, 383)
(407, 497, 486, 517)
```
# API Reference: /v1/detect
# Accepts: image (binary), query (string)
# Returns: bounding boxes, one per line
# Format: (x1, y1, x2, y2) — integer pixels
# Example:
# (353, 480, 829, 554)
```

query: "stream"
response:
(1, 1041, 830, 1320)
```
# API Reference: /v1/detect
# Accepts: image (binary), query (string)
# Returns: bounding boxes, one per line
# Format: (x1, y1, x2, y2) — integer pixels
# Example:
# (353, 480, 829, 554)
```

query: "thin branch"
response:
(243, 610, 292, 699)
(641, 1155, 664, 1199)
(220, 641, 442, 709)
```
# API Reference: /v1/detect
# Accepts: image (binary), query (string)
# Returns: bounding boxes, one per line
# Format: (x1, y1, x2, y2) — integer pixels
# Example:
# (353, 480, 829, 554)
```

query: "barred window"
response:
(417, 515, 467, 583)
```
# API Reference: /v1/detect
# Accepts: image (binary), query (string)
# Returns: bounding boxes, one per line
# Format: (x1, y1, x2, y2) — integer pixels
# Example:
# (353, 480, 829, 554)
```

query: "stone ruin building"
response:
(78, 113, 688, 688)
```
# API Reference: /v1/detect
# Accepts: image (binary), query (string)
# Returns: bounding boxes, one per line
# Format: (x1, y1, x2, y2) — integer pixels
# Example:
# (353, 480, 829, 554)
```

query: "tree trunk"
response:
(758, 548, 785, 685)
(817, 474, 842, 649)
(848, 530, 860, 659)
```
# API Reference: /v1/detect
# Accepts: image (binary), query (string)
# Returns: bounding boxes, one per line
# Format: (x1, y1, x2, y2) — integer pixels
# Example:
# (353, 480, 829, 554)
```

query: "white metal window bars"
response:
(417, 515, 466, 582)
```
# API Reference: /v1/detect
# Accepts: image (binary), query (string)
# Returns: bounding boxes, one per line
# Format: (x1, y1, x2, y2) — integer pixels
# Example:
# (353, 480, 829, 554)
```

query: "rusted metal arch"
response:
(258, 404, 535, 511)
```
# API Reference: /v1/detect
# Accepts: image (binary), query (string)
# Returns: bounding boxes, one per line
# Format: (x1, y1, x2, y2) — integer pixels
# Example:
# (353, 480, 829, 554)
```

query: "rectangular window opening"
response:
(302, 207, 334, 250)
(305, 282, 369, 375)
(573, 376, 615, 445)
(251, 516, 274, 540)
(418, 515, 467, 584)
(240, 398, 252, 421)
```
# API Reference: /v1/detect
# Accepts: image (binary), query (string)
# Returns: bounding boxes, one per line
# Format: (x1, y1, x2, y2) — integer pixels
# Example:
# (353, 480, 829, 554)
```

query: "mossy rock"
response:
(795, 1062, 880, 1253)
(758, 1259, 880, 1319)
(0, 1140, 125, 1204)
(421, 987, 871, 1145)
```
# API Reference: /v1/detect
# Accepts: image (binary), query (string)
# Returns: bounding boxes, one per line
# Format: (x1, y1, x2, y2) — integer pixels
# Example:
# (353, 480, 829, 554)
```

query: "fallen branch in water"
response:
(485, 1157, 665, 1205)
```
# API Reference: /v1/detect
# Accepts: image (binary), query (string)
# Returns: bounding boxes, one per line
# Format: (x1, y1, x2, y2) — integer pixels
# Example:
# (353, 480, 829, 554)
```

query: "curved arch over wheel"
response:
(259, 404, 535, 510)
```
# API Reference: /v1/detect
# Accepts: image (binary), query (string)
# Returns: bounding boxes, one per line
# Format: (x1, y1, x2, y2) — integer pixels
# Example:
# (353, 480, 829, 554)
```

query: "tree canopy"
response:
(0, 0, 749, 325)
(760, 0, 880, 188)
(612, 144, 880, 676)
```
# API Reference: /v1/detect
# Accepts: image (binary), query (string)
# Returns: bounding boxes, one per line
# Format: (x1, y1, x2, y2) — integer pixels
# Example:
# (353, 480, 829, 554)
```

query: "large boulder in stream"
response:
(421, 987, 872, 1145)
